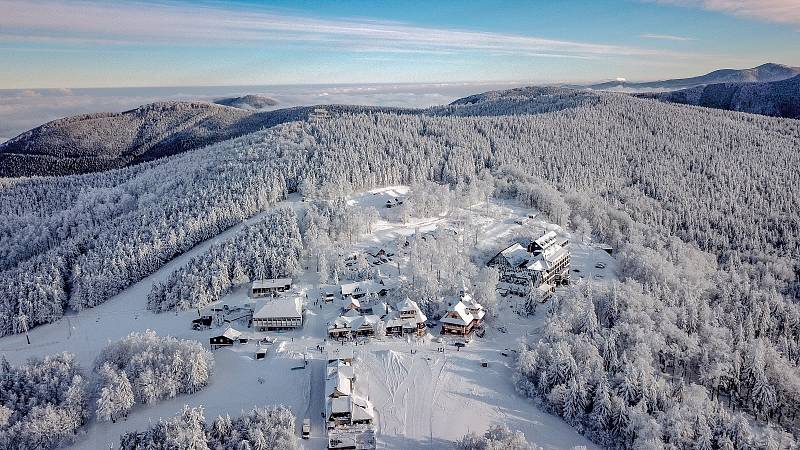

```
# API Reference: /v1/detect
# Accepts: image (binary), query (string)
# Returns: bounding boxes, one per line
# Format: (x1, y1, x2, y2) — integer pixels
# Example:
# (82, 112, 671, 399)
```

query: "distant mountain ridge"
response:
(637, 74, 800, 119)
(214, 94, 279, 110)
(588, 63, 800, 91)
(0, 102, 412, 177)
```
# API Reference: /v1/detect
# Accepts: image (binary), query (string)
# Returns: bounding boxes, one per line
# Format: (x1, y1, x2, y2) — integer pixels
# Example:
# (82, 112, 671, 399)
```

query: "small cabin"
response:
(255, 347, 269, 360)
(210, 327, 242, 350)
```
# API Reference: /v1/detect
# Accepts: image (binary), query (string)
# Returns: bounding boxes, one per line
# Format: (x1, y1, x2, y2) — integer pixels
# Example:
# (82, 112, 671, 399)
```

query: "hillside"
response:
(637, 74, 800, 119)
(0, 102, 410, 177)
(0, 101, 258, 177)
(214, 94, 279, 110)
(588, 62, 800, 91)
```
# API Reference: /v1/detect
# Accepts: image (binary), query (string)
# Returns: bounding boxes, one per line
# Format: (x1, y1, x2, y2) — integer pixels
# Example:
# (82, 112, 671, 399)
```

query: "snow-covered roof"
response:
(533, 231, 558, 250)
(330, 396, 351, 414)
(252, 278, 292, 289)
(439, 301, 474, 326)
(328, 360, 355, 380)
(340, 280, 385, 296)
(351, 395, 374, 421)
(499, 243, 532, 268)
(527, 245, 569, 271)
(326, 371, 352, 398)
(396, 297, 427, 322)
(220, 327, 242, 340)
(253, 297, 302, 319)
(461, 294, 486, 321)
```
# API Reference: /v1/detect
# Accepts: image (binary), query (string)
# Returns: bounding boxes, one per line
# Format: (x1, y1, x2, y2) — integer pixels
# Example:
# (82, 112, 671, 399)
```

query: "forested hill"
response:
(637, 74, 800, 119)
(587, 62, 800, 91)
(0, 102, 412, 178)
(214, 94, 279, 110)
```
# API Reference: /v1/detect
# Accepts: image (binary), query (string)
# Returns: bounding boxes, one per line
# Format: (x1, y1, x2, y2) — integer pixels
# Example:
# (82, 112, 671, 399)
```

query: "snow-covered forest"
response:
(1, 88, 799, 447)
(147, 208, 303, 312)
(456, 424, 536, 450)
(93, 331, 214, 421)
(118, 405, 299, 450)
(0, 353, 88, 449)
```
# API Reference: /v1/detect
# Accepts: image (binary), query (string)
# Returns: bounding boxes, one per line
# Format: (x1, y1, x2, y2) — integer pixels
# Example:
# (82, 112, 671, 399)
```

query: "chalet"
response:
(340, 280, 392, 300)
(461, 293, 486, 326)
(386, 298, 427, 337)
(252, 297, 303, 331)
(488, 231, 570, 291)
(440, 302, 475, 336)
(359, 300, 391, 318)
(327, 311, 380, 340)
(210, 327, 242, 350)
(251, 278, 293, 298)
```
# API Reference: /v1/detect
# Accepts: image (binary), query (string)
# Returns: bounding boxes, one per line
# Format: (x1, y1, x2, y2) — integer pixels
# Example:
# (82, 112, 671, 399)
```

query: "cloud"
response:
(0, 0, 689, 59)
(640, 33, 696, 41)
(651, 0, 800, 25)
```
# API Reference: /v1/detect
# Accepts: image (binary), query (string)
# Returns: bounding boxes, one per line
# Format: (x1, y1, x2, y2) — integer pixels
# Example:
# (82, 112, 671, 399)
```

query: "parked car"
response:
(595, 262, 606, 269)
(302, 418, 310, 439)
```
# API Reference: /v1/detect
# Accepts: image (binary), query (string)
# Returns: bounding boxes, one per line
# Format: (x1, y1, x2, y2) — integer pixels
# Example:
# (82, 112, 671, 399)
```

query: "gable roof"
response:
(252, 278, 292, 289)
(439, 301, 474, 326)
(220, 327, 242, 340)
(253, 297, 302, 319)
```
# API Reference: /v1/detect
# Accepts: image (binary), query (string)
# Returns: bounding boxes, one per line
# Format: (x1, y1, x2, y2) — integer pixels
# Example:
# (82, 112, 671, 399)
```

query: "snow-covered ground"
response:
(0, 186, 617, 449)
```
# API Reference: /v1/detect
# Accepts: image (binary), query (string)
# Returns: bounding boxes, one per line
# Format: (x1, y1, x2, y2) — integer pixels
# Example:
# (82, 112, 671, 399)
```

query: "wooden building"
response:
(252, 297, 303, 331)
(210, 327, 242, 350)
(251, 278, 293, 298)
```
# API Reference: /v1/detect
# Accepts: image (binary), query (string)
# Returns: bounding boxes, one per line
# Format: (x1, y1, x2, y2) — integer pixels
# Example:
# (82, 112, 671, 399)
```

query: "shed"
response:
(210, 327, 242, 350)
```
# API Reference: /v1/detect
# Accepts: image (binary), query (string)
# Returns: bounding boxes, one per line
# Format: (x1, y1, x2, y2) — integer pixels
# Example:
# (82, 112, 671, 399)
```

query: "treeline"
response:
(119, 405, 299, 450)
(0, 353, 88, 449)
(147, 207, 302, 312)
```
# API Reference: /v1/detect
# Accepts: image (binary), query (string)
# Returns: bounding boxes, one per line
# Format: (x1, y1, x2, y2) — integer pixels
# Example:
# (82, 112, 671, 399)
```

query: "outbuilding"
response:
(210, 327, 242, 350)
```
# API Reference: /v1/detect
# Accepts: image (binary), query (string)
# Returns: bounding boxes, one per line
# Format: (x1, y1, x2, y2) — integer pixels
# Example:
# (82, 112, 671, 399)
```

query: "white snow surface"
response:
(0, 186, 615, 449)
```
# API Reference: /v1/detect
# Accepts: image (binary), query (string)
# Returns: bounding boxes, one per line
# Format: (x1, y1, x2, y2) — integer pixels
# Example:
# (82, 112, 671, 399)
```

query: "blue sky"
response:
(1, 0, 799, 88)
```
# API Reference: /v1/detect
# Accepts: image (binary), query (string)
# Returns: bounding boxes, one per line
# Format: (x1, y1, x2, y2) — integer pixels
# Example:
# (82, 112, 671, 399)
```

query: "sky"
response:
(1, 0, 799, 89)
(1, 0, 799, 139)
